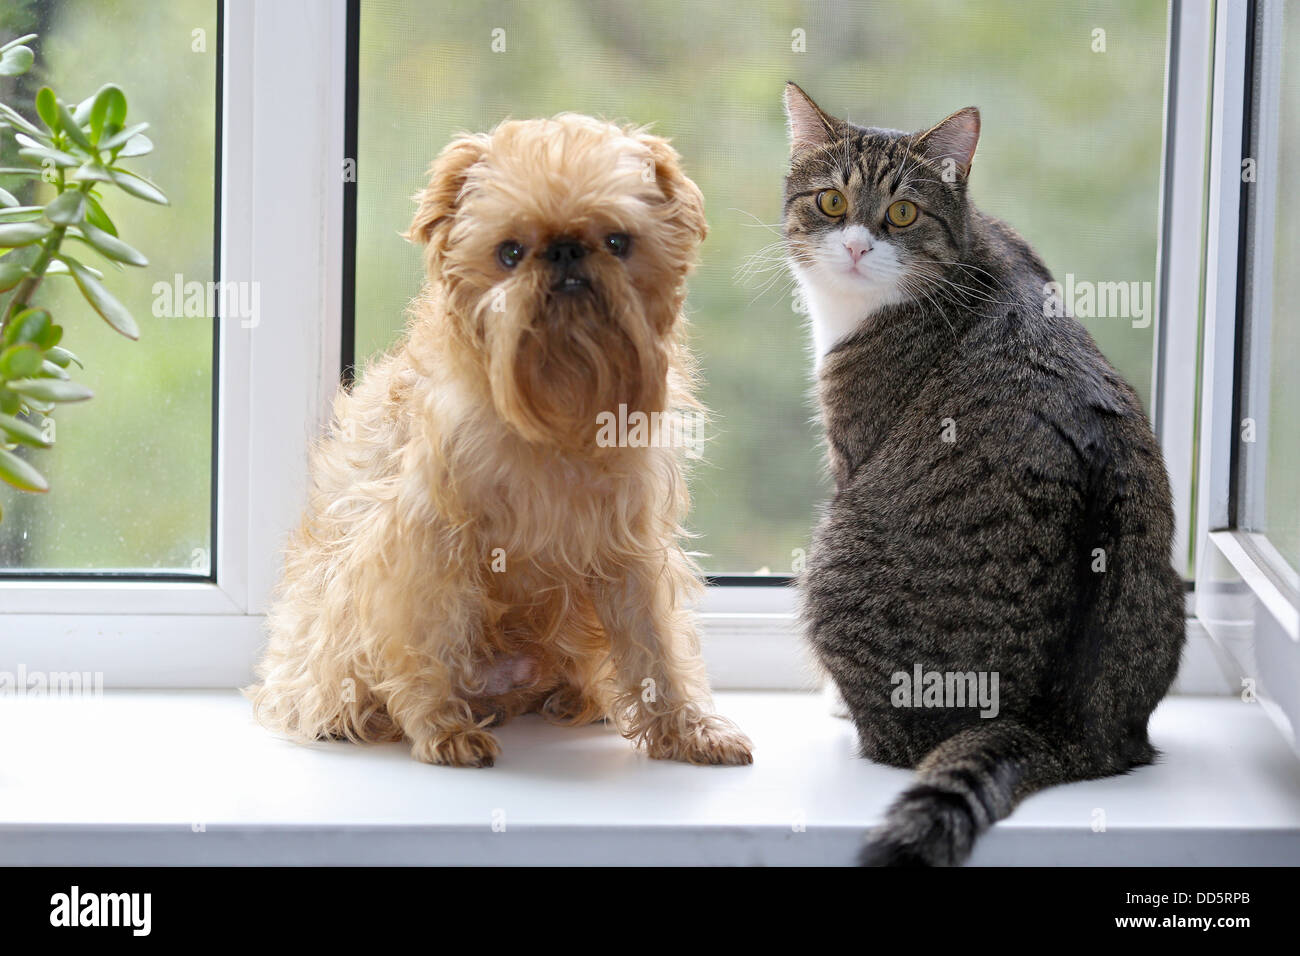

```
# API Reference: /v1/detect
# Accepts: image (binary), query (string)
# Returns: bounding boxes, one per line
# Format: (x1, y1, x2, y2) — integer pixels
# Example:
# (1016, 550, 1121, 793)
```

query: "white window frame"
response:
(1153, 0, 1215, 578)
(1193, 0, 1300, 753)
(0, 0, 346, 686)
(0, 0, 1247, 696)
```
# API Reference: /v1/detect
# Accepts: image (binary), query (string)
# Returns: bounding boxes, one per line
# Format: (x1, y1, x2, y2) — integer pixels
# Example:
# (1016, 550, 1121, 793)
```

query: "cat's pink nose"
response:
(843, 238, 872, 263)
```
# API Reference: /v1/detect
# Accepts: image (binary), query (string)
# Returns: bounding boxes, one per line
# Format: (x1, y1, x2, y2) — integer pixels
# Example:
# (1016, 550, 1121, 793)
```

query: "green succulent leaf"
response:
(0, 102, 44, 138)
(0, 205, 43, 222)
(69, 161, 112, 183)
(62, 254, 140, 340)
(82, 193, 117, 236)
(0, 34, 38, 54)
(0, 343, 43, 378)
(13, 130, 54, 150)
(0, 44, 34, 78)
(108, 167, 167, 205)
(0, 446, 47, 492)
(34, 86, 59, 133)
(99, 122, 148, 152)
(71, 95, 94, 127)
(37, 322, 62, 351)
(0, 258, 28, 291)
(116, 134, 153, 158)
(17, 144, 80, 168)
(76, 220, 147, 266)
(0, 186, 17, 207)
(46, 258, 103, 280)
(3, 308, 52, 346)
(40, 359, 69, 380)
(6, 377, 93, 403)
(44, 189, 86, 225)
(45, 346, 82, 369)
(0, 411, 51, 448)
(0, 166, 46, 180)
(89, 85, 120, 142)
(0, 220, 52, 247)
(56, 101, 94, 152)
(92, 84, 125, 137)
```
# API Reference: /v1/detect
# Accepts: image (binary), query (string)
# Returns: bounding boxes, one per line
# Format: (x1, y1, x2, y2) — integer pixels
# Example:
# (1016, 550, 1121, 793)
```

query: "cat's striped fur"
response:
(782, 84, 1184, 866)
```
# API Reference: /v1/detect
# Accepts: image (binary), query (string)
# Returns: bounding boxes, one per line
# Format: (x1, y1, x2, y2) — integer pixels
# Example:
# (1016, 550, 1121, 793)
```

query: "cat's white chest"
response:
(794, 266, 901, 372)
(789, 226, 906, 372)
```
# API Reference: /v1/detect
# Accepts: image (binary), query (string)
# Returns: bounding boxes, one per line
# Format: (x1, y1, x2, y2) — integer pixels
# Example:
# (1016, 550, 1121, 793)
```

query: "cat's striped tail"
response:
(859, 721, 1064, 867)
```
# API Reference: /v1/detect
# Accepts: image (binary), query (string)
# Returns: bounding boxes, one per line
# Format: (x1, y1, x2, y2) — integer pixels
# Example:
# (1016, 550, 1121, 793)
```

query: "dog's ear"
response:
(635, 132, 707, 245)
(404, 132, 489, 247)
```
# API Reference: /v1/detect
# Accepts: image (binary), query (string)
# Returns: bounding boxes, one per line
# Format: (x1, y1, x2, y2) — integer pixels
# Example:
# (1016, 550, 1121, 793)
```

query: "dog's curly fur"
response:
(247, 114, 752, 768)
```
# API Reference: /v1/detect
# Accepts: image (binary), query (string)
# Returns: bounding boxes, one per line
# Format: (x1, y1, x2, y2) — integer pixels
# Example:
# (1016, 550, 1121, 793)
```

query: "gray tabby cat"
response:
(781, 83, 1184, 866)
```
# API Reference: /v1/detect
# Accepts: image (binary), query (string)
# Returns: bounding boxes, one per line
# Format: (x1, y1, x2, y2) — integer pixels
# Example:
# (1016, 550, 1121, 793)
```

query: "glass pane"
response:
(1243, 4, 1300, 572)
(0, 0, 217, 573)
(355, 0, 1167, 574)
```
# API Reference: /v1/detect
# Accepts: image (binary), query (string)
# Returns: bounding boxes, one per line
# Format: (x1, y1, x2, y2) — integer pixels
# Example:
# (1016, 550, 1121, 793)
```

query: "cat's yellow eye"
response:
(816, 189, 847, 217)
(886, 200, 919, 227)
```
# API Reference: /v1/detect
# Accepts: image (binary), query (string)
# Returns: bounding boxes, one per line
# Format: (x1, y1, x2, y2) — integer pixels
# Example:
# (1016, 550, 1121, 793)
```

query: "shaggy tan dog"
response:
(248, 114, 752, 768)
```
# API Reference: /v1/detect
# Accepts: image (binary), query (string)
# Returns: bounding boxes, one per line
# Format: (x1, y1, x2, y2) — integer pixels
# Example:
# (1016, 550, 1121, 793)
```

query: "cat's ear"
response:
(784, 82, 839, 153)
(916, 107, 981, 179)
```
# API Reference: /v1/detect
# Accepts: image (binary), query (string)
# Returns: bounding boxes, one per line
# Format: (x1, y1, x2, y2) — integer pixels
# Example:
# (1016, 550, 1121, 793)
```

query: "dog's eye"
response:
(604, 233, 631, 258)
(497, 241, 525, 269)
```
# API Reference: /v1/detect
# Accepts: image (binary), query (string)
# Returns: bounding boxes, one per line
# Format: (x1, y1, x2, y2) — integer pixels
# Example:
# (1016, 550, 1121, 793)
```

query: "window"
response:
(1194, 0, 1300, 755)
(1236, 0, 1300, 573)
(0, 0, 1289, 710)
(0, 1, 348, 688)
(0, 0, 217, 574)
(352, 0, 1173, 578)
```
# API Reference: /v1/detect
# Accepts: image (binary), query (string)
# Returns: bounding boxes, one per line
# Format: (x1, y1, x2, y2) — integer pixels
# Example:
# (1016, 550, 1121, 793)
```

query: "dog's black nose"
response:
(543, 239, 587, 267)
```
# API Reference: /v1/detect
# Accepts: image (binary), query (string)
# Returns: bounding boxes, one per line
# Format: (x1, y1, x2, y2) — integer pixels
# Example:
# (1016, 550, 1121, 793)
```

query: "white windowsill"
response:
(2, 690, 1298, 866)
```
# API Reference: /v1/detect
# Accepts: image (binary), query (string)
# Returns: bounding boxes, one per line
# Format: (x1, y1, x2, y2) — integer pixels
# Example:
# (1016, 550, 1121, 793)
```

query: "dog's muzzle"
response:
(544, 238, 591, 293)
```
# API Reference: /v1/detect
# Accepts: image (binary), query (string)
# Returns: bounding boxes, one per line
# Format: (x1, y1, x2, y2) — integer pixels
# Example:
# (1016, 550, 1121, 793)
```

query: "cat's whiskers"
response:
(909, 260, 1018, 310)
(922, 258, 1002, 282)
(737, 246, 799, 292)
(737, 241, 811, 306)
(730, 207, 786, 238)
(897, 274, 958, 339)
(745, 270, 801, 307)
(736, 239, 791, 275)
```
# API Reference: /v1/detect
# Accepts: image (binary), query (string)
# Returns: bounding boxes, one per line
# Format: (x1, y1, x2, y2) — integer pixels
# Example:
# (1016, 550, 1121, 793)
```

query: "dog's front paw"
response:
(644, 712, 754, 766)
(540, 685, 607, 726)
(410, 727, 501, 767)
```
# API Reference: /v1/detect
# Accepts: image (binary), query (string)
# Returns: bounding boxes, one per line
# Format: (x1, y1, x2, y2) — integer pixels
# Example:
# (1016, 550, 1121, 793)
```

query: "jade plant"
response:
(0, 33, 167, 518)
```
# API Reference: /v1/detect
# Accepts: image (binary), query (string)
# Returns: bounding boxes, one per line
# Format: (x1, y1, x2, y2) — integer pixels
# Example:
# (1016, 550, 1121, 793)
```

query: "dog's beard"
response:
(485, 282, 668, 453)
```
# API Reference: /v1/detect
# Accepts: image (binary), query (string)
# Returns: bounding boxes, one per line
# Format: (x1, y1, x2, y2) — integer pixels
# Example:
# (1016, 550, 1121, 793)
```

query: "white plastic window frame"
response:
(0, 0, 1215, 693)
(1193, 0, 1300, 754)
(0, 0, 346, 687)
